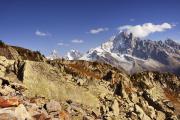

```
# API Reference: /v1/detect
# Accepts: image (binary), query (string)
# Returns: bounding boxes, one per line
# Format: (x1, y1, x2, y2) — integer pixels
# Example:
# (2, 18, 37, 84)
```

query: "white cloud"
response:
(89, 27, 108, 34)
(71, 39, 84, 43)
(35, 30, 50, 36)
(118, 23, 173, 38)
(171, 22, 178, 27)
(57, 42, 69, 46)
(130, 18, 135, 22)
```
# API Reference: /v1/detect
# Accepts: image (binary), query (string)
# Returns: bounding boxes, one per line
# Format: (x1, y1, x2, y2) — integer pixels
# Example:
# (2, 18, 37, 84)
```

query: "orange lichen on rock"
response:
(59, 111, 70, 120)
(0, 97, 19, 108)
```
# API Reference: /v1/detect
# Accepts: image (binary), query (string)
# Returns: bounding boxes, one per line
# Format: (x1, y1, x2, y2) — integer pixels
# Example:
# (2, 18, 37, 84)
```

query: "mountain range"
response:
(64, 32, 180, 75)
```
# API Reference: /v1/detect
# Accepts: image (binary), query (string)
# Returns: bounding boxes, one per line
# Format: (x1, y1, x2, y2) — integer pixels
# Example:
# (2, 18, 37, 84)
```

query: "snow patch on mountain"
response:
(65, 49, 83, 60)
(79, 31, 180, 74)
(46, 50, 61, 60)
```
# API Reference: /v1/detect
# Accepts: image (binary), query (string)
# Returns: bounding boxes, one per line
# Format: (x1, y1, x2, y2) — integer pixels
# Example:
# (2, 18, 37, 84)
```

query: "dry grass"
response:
(124, 85, 135, 94)
(164, 88, 179, 102)
(12, 46, 44, 61)
(68, 64, 101, 80)
(0, 42, 44, 61)
(164, 88, 180, 115)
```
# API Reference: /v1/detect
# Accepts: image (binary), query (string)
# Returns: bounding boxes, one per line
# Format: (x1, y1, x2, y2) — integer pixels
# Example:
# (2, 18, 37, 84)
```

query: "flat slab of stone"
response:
(23, 61, 99, 108)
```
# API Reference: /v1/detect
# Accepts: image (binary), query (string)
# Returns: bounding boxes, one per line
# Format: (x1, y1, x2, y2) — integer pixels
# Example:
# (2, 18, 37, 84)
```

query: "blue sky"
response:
(0, 0, 180, 56)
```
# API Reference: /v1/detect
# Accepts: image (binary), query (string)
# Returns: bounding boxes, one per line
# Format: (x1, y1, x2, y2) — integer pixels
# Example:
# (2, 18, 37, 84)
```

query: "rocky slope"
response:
(0, 49, 179, 120)
(0, 42, 179, 119)
(79, 32, 180, 75)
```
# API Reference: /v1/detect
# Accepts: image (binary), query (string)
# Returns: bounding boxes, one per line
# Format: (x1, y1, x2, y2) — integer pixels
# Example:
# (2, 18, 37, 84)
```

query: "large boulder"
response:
(23, 61, 99, 108)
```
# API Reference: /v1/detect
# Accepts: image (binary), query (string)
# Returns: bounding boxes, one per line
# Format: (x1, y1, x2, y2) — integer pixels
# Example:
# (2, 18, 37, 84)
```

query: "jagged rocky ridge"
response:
(0, 42, 179, 120)
(79, 32, 180, 75)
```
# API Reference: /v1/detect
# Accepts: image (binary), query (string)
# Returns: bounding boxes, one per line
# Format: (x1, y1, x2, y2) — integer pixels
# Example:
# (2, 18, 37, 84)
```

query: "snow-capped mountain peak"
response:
(65, 49, 83, 60)
(111, 31, 139, 54)
(80, 32, 180, 74)
(46, 49, 61, 60)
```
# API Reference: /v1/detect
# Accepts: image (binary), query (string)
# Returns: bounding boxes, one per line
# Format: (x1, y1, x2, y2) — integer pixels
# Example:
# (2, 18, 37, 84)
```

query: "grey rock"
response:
(134, 104, 151, 120)
(130, 112, 138, 120)
(156, 111, 166, 120)
(129, 93, 138, 103)
(77, 78, 86, 86)
(46, 100, 61, 113)
(15, 104, 32, 120)
(163, 100, 175, 111)
(0, 85, 15, 96)
(83, 115, 94, 120)
(112, 100, 119, 116)
(146, 106, 156, 119)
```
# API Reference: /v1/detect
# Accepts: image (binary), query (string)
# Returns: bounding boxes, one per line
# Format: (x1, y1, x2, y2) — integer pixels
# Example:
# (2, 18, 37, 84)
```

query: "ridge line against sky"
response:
(0, 0, 180, 56)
